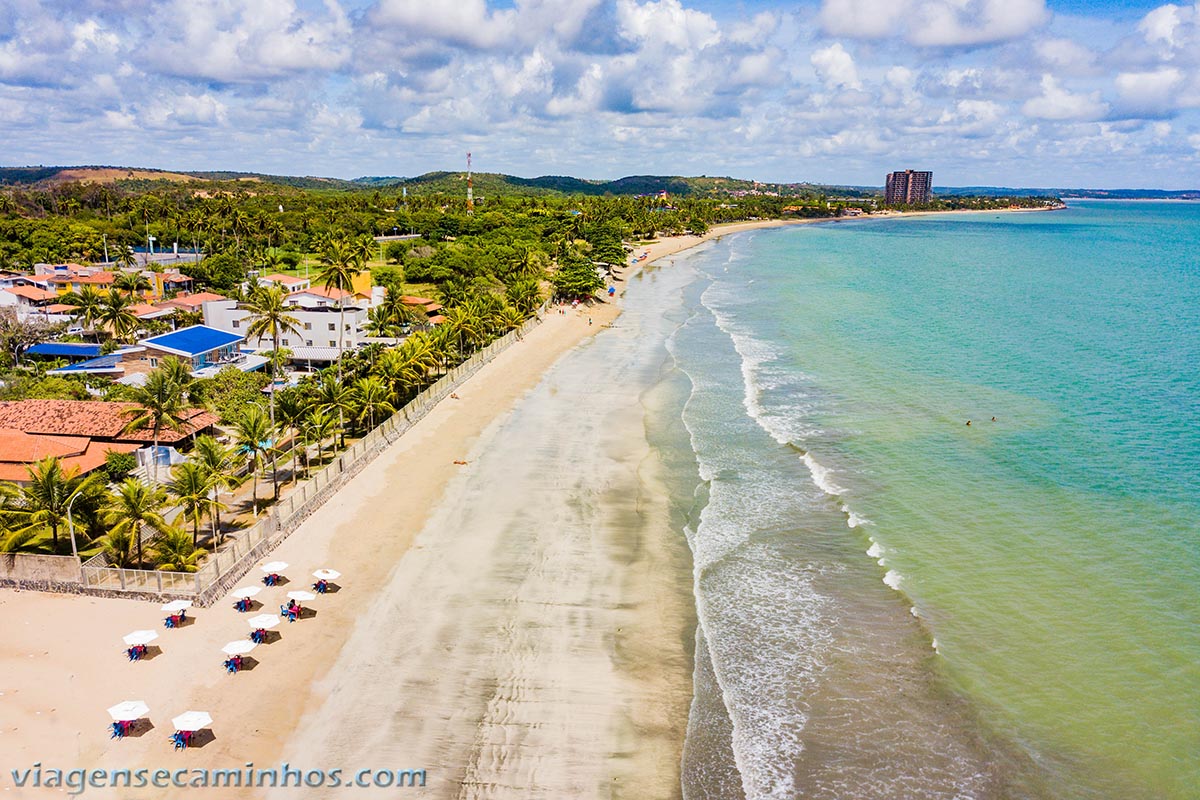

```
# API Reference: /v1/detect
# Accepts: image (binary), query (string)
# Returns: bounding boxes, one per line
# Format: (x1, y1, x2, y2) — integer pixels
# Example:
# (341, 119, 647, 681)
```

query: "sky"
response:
(1, 0, 1198, 188)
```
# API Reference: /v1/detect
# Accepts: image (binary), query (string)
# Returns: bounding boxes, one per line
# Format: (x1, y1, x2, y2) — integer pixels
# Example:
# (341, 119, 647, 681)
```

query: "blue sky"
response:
(1, 0, 1198, 188)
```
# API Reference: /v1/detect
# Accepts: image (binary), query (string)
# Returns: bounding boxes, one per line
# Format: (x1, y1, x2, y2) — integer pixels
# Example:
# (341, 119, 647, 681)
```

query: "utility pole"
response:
(466, 152, 474, 214)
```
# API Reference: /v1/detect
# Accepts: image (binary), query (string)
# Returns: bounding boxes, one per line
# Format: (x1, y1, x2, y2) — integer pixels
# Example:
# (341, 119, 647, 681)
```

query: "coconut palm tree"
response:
(97, 289, 139, 342)
(275, 390, 311, 483)
(241, 284, 302, 488)
(121, 368, 188, 484)
(315, 238, 362, 381)
(103, 478, 174, 568)
(11, 457, 105, 553)
(60, 285, 106, 339)
(314, 375, 353, 448)
(166, 461, 216, 547)
(113, 271, 152, 298)
(101, 527, 135, 567)
(350, 376, 395, 430)
(153, 528, 206, 572)
(305, 408, 336, 468)
(233, 404, 273, 515)
(189, 435, 241, 542)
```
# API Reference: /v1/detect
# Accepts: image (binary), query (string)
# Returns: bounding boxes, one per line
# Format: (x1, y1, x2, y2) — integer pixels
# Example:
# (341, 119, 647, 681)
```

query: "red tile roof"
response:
(0, 429, 139, 483)
(0, 400, 217, 444)
(4, 285, 58, 302)
(47, 271, 116, 285)
(399, 295, 439, 307)
(160, 291, 228, 309)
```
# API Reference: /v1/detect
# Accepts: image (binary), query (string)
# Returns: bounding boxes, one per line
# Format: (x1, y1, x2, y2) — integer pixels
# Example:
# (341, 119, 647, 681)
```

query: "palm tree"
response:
(233, 405, 273, 515)
(314, 375, 353, 448)
(113, 271, 152, 298)
(166, 461, 216, 547)
(495, 305, 526, 332)
(101, 527, 135, 567)
(153, 528, 206, 572)
(189, 435, 241, 542)
(505, 277, 543, 316)
(350, 377, 395, 430)
(97, 289, 139, 342)
(241, 284, 302, 488)
(305, 408, 336, 468)
(315, 238, 363, 381)
(122, 368, 188, 484)
(103, 478, 174, 568)
(11, 458, 104, 553)
(275, 391, 311, 482)
(60, 285, 106, 339)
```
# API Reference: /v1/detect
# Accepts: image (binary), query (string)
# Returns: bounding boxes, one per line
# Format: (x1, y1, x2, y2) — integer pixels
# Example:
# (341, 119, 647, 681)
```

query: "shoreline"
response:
(0, 206, 1043, 798)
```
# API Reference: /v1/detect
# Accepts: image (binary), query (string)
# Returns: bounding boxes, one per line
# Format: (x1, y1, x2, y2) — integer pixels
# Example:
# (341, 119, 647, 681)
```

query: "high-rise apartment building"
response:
(885, 170, 933, 205)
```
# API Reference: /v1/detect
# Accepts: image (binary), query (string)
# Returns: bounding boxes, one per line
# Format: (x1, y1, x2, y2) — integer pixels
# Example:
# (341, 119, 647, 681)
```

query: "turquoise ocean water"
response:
(654, 202, 1200, 799)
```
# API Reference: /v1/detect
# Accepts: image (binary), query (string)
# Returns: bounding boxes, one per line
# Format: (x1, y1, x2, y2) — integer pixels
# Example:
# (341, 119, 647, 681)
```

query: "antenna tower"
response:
(466, 152, 474, 213)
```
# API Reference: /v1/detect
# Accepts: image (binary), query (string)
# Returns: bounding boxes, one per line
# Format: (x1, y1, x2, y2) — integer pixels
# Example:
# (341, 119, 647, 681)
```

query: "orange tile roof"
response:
(0, 430, 139, 482)
(160, 291, 228, 309)
(428, 314, 446, 324)
(4, 285, 58, 301)
(47, 271, 116, 285)
(128, 303, 172, 318)
(263, 273, 307, 285)
(399, 295, 439, 307)
(44, 303, 76, 314)
(0, 400, 217, 444)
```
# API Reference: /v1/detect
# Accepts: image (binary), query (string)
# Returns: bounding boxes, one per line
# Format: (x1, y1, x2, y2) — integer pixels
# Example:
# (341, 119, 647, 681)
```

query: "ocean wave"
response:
(883, 569, 903, 590)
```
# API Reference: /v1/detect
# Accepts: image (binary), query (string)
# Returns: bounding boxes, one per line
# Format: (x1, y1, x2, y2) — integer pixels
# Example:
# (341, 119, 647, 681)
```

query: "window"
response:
(328, 340, 336, 347)
(281, 338, 290, 346)
(306, 340, 312, 346)
(149, 357, 158, 368)
(304, 322, 312, 330)
(328, 323, 336, 331)
(232, 319, 239, 328)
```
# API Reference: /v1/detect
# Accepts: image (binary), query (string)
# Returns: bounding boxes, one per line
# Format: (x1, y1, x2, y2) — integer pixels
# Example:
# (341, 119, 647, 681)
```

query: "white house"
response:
(202, 298, 371, 363)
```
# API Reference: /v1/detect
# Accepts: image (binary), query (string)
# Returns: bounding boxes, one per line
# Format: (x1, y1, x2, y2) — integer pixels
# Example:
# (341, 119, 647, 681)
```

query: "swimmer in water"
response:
(966, 420, 971, 426)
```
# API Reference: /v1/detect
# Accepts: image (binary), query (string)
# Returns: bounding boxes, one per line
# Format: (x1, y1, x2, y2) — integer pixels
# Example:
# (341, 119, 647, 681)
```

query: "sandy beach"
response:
(0, 218, 767, 799)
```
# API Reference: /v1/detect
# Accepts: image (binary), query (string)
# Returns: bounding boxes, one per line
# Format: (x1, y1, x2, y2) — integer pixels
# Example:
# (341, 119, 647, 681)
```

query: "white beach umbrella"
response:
(246, 614, 280, 630)
(161, 600, 192, 612)
(122, 630, 158, 647)
(221, 640, 257, 656)
(259, 561, 288, 573)
(231, 586, 262, 599)
(286, 590, 316, 602)
(171, 711, 212, 732)
(312, 569, 340, 581)
(106, 700, 149, 721)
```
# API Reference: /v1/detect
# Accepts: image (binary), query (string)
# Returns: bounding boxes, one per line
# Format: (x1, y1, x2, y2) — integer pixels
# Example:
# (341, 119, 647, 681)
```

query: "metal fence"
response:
(71, 313, 545, 605)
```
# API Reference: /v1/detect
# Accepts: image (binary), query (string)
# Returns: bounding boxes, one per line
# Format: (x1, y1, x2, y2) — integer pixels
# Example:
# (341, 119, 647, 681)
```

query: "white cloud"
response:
(147, 0, 352, 83)
(1022, 75, 1108, 121)
(811, 43, 861, 89)
(616, 0, 721, 50)
(819, 0, 1049, 46)
(1034, 38, 1096, 73)
(1115, 68, 1184, 116)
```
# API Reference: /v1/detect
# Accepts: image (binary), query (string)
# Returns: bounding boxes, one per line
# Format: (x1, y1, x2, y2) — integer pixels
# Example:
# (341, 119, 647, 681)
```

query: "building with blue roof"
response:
(26, 342, 103, 360)
(48, 325, 267, 382)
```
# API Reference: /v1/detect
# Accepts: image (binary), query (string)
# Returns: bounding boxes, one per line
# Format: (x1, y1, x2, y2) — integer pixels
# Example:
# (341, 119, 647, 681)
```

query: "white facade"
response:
(202, 299, 371, 352)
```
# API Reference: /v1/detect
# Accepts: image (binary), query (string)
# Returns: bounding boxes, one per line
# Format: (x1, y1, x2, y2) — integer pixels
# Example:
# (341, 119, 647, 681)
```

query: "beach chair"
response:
(171, 731, 186, 750)
(223, 658, 237, 674)
(110, 721, 123, 739)
(126, 647, 139, 661)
